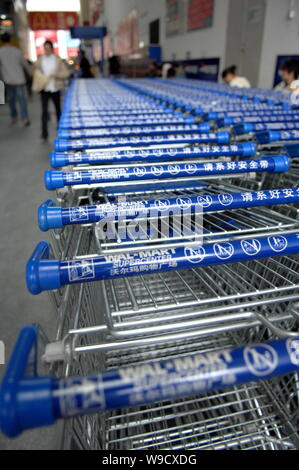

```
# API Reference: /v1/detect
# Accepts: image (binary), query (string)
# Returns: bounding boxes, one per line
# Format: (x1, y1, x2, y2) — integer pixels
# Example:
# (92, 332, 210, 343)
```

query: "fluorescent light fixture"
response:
(57, 30, 68, 59)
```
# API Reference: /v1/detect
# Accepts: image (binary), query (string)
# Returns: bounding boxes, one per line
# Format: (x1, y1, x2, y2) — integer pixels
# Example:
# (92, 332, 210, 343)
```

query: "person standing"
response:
(222, 65, 251, 88)
(35, 40, 70, 140)
(274, 59, 299, 92)
(0, 33, 30, 126)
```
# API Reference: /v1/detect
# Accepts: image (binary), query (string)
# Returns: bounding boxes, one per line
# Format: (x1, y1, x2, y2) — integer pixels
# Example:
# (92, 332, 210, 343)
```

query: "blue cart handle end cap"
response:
(185, 116, 195, 124)
(50, 152, 67, 169)
(271, 154, 290, 173)
(38, 200, 63, 232)
(198, 122, 210, 133)
(217, 131, 230, 144)
(217, 117, 232, 127)
(54, 139, 68, 152)
(44, 170, 64, 191)
(242, 141, 257, 157)
(235, 123, 254, 135)
(194, 107, 203, 116)
(255, 130, 280, 144)
(26, 241, 61, 295)
(0, 326, 55, 437)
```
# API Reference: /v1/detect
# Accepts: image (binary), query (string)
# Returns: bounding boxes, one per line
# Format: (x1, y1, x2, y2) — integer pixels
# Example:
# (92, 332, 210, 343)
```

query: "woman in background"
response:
(222, 65, 251, 88)
(35, 40, 70, 141)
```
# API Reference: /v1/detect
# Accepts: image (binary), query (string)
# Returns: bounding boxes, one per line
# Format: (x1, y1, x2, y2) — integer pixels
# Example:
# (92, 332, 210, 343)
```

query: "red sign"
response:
(187, 0, 214, 31)
(29, 12, 79, 31)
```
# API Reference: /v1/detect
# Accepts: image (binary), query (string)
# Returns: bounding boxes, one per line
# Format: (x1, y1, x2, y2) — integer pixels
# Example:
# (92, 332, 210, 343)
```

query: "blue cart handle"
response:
(54, 131, 230, 152)
(0, 325, 55, 437)
(38, 187, 299, 231)
(44, 156, 290, 191)
(26, 232, 299, 294)
(255, 130, 299, 144)
(1, 327, 299, 438)
(26, 241, 61, 295)
(50, 142, 257, 168)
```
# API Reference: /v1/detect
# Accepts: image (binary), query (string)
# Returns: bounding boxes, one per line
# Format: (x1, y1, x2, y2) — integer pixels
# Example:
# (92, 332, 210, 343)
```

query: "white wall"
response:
(258, 0, 299, 89)
(163, 0, 229, 64)
(99, 0, 299, 89)
(101, 0, 229, 67)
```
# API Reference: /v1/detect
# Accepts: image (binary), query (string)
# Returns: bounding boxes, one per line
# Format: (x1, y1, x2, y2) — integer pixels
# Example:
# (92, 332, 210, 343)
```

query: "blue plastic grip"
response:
(0, 325, 55, 437)
(54, 132, 231, 151)
(233, 123, 254, 135)
(234, 123, 299, 135)
(52, 337, 299, 419)
(38, 187, 299, 230)
(57, 123, 209, 140)
(216, 117, 233, 127)
(216, 131, 230, 144)
(26, 242, 61, 294)
(26, 232, 299, 293)
(38, 200, 63, 231)
(44, 156, 289, 190)
(241, 142, 256, 156)
(272, 154, 290, 172)
(255, 130, 281, 144)
(285, 143, 299, 158)
(198, 122, 210, 133)
(255, 130, 299, 144)
(50, 151, 67, 168)
(44, 170, 65, 190)
(2, 331, 299, 436)
(50, 142, 256, 168)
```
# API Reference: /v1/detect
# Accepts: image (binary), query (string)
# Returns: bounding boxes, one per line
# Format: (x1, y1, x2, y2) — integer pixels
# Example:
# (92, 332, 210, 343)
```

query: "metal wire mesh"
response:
(56, 330, 299, 450)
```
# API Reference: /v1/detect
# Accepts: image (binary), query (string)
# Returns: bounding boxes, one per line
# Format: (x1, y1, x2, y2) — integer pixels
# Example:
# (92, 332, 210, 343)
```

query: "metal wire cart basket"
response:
(1, 78, 299, 450)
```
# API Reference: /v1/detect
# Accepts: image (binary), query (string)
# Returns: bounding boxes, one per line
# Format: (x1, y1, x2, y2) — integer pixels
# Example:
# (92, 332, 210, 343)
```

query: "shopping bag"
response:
(32, 69, 49, 93)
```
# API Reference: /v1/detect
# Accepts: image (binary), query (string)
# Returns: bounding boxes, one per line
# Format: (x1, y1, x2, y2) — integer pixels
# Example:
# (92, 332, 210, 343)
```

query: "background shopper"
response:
(35, 40, 70, 140)
(274, 59, 299, 92)
(0, 33, 30, 126)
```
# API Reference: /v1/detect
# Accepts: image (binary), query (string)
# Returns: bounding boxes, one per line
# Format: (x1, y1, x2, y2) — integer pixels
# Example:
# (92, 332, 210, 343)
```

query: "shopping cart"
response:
(3, 78, 299, 451)
(1, 324, 299, 450)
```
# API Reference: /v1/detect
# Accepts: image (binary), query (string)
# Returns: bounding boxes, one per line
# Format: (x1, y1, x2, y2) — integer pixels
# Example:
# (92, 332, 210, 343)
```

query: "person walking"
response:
(0, 33, 30, 126)
(35, 40, 70, 141)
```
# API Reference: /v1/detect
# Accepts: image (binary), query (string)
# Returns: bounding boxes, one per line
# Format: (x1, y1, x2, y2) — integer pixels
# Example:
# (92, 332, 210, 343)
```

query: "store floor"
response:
(0, 95, 58, 449)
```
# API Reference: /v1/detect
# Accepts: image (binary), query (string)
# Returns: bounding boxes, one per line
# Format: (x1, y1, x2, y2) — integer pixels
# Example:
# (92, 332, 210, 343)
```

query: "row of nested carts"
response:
(1, 78, 299, 450)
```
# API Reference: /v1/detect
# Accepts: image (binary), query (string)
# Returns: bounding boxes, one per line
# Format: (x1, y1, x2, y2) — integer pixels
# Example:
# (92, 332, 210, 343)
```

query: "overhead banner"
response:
(187, 0, 214, 31)
(29, 12, 79, 31)
(89, 0, 104, 25)
(116, 9, 139, 56)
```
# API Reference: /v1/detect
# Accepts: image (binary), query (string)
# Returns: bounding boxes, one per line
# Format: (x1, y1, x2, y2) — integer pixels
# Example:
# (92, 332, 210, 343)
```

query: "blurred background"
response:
(0, 0, 299, 87)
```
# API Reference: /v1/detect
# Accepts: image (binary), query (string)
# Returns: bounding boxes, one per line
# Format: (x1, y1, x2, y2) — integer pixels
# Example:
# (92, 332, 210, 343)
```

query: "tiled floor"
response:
(0, 95, 59, 449)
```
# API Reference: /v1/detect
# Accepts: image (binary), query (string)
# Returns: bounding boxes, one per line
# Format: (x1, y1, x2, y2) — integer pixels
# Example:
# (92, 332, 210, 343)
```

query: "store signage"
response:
(187, 0, 214, 31)
(29, 12, 79, 31)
